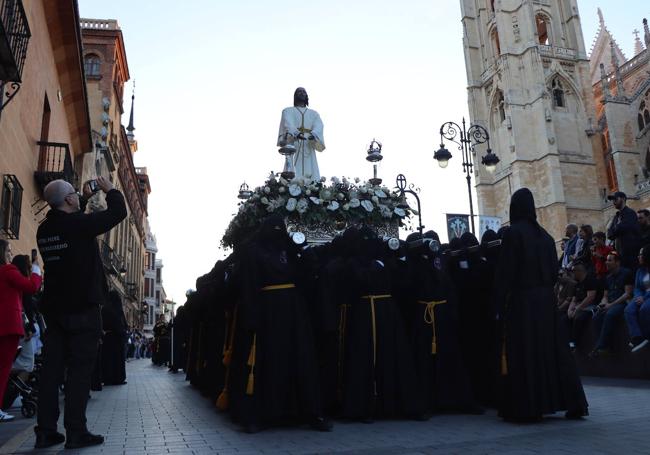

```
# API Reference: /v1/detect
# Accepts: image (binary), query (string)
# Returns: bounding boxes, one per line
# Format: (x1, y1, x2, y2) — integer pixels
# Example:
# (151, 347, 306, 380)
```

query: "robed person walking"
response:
(228, 215, 330, 433)
(496, 188, 588, 422)
(101, 291, 127, 385)
(341, 227, 421, 421)
(403, 233, 477, 414)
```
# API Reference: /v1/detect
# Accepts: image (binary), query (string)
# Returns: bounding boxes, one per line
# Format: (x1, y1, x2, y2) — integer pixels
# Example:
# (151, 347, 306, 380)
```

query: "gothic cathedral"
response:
(461, 0, 650, 240)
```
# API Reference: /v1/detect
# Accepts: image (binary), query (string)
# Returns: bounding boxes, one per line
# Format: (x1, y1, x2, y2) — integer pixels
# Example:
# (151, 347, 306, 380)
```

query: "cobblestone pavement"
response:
(1, 360, 649, 454)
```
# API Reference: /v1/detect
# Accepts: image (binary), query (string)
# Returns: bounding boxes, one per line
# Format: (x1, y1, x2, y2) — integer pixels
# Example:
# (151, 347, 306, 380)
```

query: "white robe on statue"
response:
(277, 106, 325, 181)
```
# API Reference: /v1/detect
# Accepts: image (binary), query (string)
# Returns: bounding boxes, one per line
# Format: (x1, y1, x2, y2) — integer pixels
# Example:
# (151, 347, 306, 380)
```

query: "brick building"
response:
(1, 0, 91, 253)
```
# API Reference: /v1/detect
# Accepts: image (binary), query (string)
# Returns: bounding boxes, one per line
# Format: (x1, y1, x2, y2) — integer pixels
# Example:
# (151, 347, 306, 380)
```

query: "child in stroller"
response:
(1, 344, 39, 418)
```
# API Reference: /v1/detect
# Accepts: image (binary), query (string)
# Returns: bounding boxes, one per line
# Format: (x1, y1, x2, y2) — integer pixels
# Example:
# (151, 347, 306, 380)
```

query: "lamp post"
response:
(395, 174, 424, 235)
(434, 118, 499, 234)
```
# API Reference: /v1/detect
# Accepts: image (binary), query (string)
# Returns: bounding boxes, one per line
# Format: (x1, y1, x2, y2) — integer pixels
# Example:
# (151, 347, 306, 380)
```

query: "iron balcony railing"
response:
(34, 141, 78, 190)
(0, 0, 31, 82)
(100, 240, 126, 277)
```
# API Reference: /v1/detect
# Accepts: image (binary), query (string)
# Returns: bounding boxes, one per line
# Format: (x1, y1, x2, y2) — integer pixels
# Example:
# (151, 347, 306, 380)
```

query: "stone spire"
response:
(127, 80, 135, 140)
(597, 7, 605, 28)
(644, 18, 650, 48)
(633, 29, 644, 56)
(609, 41, 625, 99)
(599, 63, 611, 98)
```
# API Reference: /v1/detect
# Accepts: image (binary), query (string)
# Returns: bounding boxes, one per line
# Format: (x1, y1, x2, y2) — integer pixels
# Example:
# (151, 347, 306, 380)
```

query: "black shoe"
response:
(64, 432, 104, 449)
(309, 416, 333, 432)
(565, 410, 585, 420)
(34, 431, 65, 449)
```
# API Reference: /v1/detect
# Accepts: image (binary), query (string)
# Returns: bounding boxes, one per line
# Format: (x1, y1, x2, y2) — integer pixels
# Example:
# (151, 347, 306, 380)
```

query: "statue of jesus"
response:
(277, 87, 325, 181)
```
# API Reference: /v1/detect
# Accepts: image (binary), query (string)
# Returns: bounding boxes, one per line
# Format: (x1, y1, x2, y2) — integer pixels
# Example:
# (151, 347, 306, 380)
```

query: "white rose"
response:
(327, 201, 340, 211)
(261, 197, 269, 205)
(375, 189, 387, 198)
(343, 203, 350, 211)
(372, 196, 379, 204)
(264, 186, 271, 194)
(289, 184, 302, 197)
(361, 200, 374, 212)
(286, 198, 297, 212)
(278, 187, 286, 194)
(305, 189, 312, 196)
(394, 207, 406, 217)
(349, 198, 360, 208)
(297, 198, 309, 213)
(337, 193, 345, 200)
(310, 197, 322, 205)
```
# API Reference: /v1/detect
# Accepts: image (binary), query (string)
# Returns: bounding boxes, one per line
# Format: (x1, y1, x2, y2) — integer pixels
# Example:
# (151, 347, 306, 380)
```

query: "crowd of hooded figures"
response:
(172, 188, 588, 433)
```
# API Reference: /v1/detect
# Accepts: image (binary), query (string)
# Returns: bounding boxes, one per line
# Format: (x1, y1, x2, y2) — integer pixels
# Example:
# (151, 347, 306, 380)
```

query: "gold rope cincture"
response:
(417, 300, 447, 354)
(245, 283, 297, 396)
(361, 295, 391, 397)
(216, 305, 238, 410)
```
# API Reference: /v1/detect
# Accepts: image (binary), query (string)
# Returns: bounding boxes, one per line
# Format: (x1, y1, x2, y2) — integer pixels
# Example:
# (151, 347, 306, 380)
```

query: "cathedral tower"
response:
(461, 0, 603, 238)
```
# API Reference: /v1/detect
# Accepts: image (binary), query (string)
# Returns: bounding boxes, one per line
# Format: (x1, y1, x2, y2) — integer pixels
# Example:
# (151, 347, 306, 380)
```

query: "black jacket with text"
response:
(37, 189, 127, 314)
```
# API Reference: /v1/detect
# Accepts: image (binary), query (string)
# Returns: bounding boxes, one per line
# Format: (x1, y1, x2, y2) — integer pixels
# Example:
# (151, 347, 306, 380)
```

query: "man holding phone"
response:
(34, 176, 126, 449)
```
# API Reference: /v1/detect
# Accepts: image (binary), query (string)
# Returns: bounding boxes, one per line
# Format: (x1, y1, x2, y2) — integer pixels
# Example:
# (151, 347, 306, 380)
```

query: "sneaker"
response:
(631, 338, 649, 353)
(0, 410, 15, 422)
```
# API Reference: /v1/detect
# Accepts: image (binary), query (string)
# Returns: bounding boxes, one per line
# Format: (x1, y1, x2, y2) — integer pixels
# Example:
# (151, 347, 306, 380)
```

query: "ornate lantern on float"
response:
(238, 182, 252, 199)
(366, 139, 383, 185)
(278, 130, 297, 180)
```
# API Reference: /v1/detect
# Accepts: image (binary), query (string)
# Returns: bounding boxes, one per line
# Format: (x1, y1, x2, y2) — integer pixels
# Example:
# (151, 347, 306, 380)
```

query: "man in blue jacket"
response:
(35, 176, 126, 449)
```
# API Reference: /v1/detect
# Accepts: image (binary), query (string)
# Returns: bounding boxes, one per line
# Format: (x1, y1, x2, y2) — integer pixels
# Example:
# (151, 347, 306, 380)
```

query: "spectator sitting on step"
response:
(637, 209, 650, 248)
(564, 261, 599, 351)
(624, 246, 650, 353)
(590, 252, 634, 358)
(556, 267, 576, 313)
(573, 225, 594, 267)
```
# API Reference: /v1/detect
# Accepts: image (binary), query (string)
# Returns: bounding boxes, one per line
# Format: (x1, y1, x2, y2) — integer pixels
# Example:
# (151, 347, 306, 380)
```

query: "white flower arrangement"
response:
(222, 175, 413, 248)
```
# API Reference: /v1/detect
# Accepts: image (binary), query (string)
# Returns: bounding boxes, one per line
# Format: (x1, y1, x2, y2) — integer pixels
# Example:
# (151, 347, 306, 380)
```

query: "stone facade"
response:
(460, 1, 650, 240)
(0, 0, 91, 253)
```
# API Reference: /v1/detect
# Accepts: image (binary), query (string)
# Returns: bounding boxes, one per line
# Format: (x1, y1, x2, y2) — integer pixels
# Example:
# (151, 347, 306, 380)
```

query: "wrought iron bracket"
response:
(0, 80, 21, 117)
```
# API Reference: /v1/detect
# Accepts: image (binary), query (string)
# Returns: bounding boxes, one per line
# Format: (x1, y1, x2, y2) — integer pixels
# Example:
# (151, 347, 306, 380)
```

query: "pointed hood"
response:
(509, 188, 537, 225)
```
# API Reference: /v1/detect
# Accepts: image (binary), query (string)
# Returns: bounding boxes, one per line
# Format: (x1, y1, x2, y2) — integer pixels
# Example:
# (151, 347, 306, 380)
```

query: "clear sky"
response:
(78, 0, 649, 304)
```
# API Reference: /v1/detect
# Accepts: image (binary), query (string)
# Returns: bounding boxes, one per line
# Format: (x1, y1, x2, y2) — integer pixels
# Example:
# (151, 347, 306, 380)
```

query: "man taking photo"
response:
(34, 176, 126, 449)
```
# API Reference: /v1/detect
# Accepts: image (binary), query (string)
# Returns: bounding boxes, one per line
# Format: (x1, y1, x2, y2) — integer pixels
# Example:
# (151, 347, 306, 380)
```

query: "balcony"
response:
(34, 141, 78, 191)
(100, 240, 126, 277)
(538, 44, 577, 60)
(0, 0, 30, 82)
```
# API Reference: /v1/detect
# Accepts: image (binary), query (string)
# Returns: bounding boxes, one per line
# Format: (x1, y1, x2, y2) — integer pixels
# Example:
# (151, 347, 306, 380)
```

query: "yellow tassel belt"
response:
(245, 283, 297, 396)
(261, 283, 296, 291)
(418, 300, 447, 355)
(361, 294, 392, 397)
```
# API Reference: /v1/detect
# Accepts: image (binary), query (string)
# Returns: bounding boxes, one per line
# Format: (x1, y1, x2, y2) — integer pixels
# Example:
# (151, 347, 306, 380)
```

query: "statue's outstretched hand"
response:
(308, 135, 315, 141)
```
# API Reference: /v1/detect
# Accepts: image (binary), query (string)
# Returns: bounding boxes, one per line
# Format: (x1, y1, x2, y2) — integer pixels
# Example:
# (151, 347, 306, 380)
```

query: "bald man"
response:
(35, 176, 126, 449)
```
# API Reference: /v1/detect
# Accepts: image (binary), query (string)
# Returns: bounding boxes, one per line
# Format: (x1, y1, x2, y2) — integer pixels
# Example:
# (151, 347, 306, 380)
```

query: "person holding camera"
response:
(34, 176, 126, 449)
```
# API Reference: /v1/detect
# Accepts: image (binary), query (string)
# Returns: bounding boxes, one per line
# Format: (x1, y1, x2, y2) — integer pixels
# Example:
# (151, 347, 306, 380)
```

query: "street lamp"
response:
(434, 118, 499, 234)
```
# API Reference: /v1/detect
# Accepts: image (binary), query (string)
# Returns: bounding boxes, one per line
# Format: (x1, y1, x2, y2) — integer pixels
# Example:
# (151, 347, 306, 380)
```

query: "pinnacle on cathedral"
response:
(589, 8, 626, 86)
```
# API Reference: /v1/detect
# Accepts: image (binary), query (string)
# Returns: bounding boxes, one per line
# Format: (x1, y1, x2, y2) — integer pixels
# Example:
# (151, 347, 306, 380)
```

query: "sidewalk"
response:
(1, 360, 649, 454)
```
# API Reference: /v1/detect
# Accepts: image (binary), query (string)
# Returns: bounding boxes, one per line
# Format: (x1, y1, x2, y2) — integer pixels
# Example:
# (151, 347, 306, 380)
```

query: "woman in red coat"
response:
(0, 239, 42, 422)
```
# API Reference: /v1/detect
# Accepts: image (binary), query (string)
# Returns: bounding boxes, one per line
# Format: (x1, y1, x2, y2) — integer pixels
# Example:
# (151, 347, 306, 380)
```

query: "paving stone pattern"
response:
(1, 361, 649, 454)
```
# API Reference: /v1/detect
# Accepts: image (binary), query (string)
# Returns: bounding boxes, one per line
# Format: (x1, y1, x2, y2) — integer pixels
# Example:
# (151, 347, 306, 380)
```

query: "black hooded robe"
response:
(496, 188, 588, 421)
(101, 298, 127, 385)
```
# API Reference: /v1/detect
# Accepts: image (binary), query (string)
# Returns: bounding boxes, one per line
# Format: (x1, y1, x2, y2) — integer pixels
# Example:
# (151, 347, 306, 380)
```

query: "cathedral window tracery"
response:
(496, 90, 505, 122)
(551, 78, 565, 108)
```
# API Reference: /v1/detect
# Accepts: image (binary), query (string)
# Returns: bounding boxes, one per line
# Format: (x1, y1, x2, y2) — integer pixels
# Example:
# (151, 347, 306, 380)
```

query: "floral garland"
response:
(222, 174, 413, 248)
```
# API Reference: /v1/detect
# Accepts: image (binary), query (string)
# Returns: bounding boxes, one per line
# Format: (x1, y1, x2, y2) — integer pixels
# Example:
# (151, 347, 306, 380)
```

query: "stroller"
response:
(1, 347, 39, 418)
